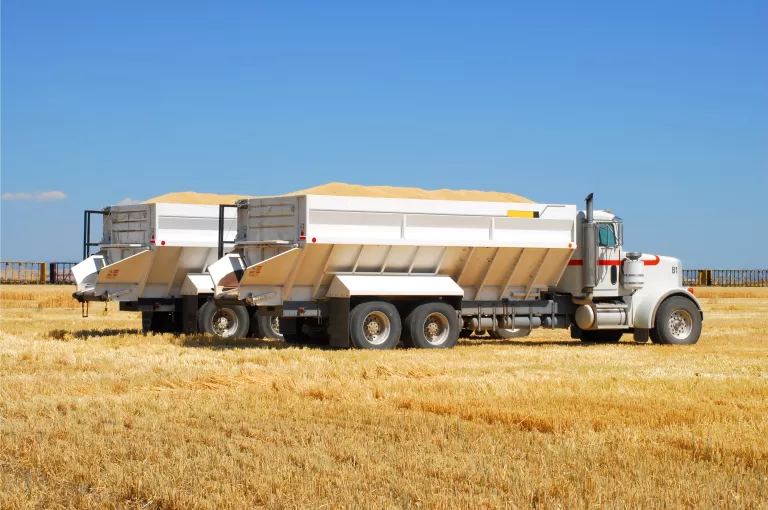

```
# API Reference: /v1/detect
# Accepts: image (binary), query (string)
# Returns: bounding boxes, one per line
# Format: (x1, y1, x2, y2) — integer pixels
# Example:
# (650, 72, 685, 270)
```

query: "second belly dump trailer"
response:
(71, 202, 282, 339)
(206, 193, 703, 348)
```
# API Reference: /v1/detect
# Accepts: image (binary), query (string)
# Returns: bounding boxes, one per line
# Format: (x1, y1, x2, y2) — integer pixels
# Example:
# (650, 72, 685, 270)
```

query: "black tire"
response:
(403, 301, 459, 349)
(651, 296, 702, 345)
(302, 320, 330, 345)
(142, 311, 178, 334)
(494, 328, 532, 339)
(141, 311, 153, 334)
(253, 315, 283, 340)
(197, 301, 249, 339)
(155, 312, 180, 333)
(349, 301, 401, 350)
(281, 318, 309, 344)
(580, 329, 623, 343)
(280, 317, 329, 345)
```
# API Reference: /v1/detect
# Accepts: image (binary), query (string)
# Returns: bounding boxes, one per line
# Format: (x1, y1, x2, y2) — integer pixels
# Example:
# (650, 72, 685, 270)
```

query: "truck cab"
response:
(555, 201, 702, 345)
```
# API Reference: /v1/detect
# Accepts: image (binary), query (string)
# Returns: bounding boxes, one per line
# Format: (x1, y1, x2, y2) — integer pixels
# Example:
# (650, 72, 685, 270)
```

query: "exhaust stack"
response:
(573, 193, 596, 306)
(583, 193, 597, 294)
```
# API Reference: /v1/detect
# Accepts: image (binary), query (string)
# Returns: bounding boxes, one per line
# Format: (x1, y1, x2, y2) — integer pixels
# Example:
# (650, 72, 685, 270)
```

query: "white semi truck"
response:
(71, 202, 281, 339)
(203, 193, 703, 347)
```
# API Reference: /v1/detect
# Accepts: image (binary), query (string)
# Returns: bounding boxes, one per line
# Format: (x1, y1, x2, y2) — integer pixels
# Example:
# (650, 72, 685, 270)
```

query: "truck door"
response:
(594, 221, 621, 295)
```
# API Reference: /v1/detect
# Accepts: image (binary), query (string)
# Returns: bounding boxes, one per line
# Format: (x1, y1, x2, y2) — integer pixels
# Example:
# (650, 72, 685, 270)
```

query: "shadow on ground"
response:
(462, 337, 650, 347)
(44, 329, 650, 349)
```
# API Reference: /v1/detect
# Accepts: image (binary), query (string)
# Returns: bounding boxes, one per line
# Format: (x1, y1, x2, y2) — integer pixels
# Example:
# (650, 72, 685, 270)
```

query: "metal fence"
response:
(0, 261, 78, 284)
(1, 261, 47, 284)
(683, 269, 768, 287)
(49, 262, 76, 284)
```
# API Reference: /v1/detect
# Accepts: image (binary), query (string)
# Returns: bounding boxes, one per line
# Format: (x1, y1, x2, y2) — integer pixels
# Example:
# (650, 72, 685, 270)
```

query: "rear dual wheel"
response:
(348, 301, 460, 350)
(141, 311, 179, 334)
(281, 317, 329, 346)
(198, 301, 249, 339)
(402, 301, 460, 349)
(349, 301, 402, 350)
(251, 314, 282, 340)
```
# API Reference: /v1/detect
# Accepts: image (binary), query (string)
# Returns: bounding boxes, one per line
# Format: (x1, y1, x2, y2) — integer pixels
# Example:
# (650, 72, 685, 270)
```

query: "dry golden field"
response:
(1, 285, 766, 509)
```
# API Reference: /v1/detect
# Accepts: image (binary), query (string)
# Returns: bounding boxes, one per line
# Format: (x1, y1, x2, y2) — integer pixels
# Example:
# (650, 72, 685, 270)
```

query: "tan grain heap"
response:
(144, 182, 531, 205)
(142, 191, 255, 205)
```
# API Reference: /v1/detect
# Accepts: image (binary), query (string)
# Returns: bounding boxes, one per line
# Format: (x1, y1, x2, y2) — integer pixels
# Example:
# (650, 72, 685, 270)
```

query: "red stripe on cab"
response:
(568, 255, 660, 267)
(568, 260, 621, 266)
(644, 255, 661, 266)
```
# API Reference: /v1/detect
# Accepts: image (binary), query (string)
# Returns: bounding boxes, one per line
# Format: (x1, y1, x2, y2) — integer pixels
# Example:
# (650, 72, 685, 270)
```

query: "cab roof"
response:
(577, 209, 619, 221)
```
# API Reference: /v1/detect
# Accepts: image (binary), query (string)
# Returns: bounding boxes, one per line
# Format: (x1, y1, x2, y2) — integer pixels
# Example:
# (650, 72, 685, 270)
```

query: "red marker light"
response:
(161, 240, 165, 246)
(298, 307, 305, 314)
(312, 237, 316, 243)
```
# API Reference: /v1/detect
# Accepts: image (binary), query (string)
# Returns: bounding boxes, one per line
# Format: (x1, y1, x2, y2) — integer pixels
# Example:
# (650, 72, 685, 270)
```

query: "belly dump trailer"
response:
(205, 193, 703, 348)
(71, 203, 282, 339)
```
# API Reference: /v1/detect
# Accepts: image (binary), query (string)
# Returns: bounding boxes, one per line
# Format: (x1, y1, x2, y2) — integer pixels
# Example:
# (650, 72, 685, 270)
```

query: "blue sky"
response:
(2, 1, 766, 266)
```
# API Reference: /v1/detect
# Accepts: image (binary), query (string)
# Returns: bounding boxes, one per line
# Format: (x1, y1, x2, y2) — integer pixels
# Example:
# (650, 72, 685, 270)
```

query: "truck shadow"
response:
(53, 329, 650, 349)
(48, 328, 143, 340)
(178, 336, 290, 350)
(50, 328, 293, 349)
(464, 339, 650, 347)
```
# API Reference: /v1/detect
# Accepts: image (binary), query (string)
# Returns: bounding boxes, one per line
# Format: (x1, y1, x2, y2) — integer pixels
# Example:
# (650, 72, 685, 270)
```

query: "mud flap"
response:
(329, 298, 351, 348)
(182, 295, 199, 334)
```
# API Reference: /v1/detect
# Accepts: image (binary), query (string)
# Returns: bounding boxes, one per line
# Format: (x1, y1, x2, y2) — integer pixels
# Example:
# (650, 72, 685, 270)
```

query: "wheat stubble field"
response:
(0, 286, 766, 508)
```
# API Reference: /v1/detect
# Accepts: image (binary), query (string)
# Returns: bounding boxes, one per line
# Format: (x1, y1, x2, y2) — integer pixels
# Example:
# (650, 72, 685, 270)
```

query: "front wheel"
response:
(198, 301, 250, 339)
(651, 296, 702, 345)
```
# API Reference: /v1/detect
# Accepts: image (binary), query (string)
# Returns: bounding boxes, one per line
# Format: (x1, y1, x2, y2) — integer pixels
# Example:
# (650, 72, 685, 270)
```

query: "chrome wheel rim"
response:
(423, 312, 450, 345)
(212, 308, 238, 337)
(271, 317, 280, 334)
(362, 311, 390, 345)
(669, 309, 693, 340)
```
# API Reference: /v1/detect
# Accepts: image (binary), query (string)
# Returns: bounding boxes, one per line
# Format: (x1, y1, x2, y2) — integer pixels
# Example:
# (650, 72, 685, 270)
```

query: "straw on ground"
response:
(1, 285, 766, 508)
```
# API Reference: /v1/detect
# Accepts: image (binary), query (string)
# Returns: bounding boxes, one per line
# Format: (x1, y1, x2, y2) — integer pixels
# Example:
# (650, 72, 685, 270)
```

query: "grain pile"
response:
(142, 191, 255, 205)
(144, 182, 531, 204)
